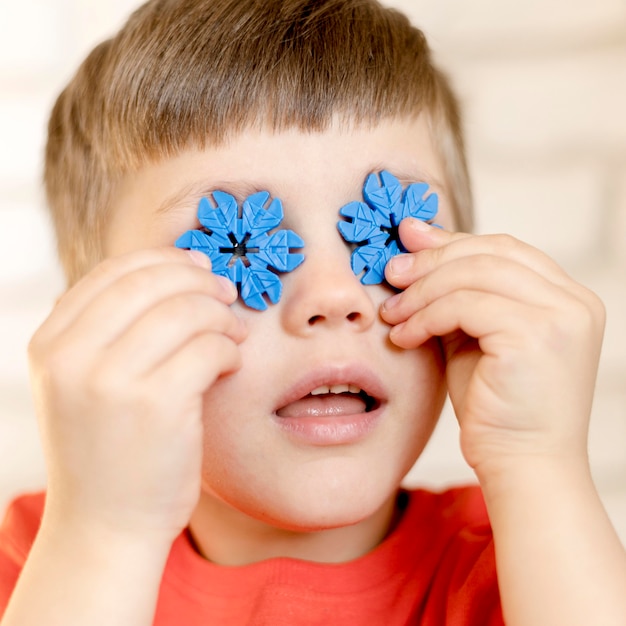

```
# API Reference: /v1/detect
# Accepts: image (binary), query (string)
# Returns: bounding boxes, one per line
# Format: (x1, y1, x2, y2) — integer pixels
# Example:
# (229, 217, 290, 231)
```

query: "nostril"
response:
(308, 312, 360, 325)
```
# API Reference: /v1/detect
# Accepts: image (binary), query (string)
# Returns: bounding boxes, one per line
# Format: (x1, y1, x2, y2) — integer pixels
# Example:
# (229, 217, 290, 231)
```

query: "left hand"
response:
(380, 218, 605, 478)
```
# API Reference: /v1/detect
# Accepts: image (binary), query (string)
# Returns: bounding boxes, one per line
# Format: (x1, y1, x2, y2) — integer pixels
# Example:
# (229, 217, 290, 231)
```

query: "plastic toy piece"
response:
(337, 170, 439, 284)
(175, 190, 304, 310)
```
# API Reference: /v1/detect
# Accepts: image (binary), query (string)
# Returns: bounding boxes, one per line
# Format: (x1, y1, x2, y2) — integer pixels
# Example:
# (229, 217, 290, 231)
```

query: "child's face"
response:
(105, 117, 453, 531)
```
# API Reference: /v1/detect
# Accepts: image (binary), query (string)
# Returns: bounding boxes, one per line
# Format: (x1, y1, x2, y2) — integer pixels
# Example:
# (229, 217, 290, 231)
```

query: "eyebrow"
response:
(366, 164, 445, 194)
(156, 179, 269, 216)
(157, 166, 443, 217)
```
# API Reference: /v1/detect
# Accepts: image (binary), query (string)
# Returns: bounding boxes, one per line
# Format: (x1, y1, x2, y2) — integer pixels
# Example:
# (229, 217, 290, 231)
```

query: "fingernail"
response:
(235, 317, 249, 340)
(217, 275, 238, 300)
(408, 218, 433, 232)
(186, 249, 211, 267)
(389, 322, 405, 344)
(382, 293, 402, 312)
(388, 253, 412, 275)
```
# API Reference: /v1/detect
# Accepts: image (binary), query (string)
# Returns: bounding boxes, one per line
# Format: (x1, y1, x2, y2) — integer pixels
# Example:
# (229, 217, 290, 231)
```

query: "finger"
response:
(100, 293, 247, 377)
(387, 220, 574, 292)
(44, 247, 218, 337)
(147, 331, 242, 399)
(59, 262, 237, 351)
(393, 218, 471, 254)
(381, 254, 569, 325)
(388, 289, 537, 350)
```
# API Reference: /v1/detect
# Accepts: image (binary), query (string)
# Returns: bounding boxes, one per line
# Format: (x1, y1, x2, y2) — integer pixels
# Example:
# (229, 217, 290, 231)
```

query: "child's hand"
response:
(28, 248, 246, 544)
(381, 219, 605, 479)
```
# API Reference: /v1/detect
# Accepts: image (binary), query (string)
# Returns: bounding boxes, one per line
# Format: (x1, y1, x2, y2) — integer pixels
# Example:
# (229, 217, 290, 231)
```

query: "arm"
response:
(1, 521, 171, 625)
(381, 218, 626, 626)
(1, 248, 245, 626)
(479, 454, 626, 626)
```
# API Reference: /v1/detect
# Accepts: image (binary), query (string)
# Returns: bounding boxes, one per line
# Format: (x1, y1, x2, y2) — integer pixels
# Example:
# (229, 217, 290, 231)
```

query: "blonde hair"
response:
(45, 0, 473, 285)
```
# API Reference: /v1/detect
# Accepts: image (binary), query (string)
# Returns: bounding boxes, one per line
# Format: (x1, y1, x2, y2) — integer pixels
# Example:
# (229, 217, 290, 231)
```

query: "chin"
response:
(246, 494, 391, 534)
(269, 503, 387, 533)
(217, 461, 403, 532)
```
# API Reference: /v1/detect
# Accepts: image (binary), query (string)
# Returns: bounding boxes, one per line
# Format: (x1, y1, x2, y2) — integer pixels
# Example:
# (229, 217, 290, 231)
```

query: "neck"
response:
(188, 491, 402, 566)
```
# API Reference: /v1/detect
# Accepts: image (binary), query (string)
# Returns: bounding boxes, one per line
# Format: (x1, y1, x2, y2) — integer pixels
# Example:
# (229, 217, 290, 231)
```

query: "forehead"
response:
(179, 119, 445, 207)
(108, 116, 455, 251)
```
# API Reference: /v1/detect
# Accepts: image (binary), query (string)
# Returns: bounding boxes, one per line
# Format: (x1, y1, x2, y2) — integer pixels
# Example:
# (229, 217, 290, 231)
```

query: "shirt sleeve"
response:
(417, 487, 504, 625)
(0, 493, 45, 619)
(425, 523, 504, 625)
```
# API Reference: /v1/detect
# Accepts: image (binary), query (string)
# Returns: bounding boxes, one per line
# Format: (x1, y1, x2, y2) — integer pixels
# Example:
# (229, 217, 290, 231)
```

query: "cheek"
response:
(105, 195, 203, 258)
(194, 342, 446, 530)
(197, 377, 267, 505)
(390, 338, 447, 448)
(197, 350, 273, 465)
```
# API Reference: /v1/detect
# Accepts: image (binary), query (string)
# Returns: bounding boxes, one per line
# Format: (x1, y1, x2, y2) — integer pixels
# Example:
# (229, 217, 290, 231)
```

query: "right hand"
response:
(28, 248, 246, 544)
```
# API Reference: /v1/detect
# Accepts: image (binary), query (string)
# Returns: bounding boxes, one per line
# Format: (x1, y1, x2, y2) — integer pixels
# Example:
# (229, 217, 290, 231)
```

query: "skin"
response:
(102, 117, 454, 563)
(3, 117, 626, 626)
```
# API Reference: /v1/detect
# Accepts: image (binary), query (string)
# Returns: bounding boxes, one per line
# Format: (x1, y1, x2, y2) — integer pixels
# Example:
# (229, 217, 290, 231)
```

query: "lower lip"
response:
(272, 406, 384, 446)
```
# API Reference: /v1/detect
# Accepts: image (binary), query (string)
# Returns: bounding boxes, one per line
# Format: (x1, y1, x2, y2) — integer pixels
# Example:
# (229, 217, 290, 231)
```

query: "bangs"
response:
(90, 0, 437, 170)
(45, 0, 471, 285)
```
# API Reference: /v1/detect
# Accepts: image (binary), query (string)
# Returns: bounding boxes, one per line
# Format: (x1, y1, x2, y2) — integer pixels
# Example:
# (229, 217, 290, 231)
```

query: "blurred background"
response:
(1, 0, 625, 540)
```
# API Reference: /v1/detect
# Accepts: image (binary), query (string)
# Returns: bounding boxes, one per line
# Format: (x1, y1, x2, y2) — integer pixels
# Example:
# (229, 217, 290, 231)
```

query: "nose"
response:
(280, 247, 377, 336)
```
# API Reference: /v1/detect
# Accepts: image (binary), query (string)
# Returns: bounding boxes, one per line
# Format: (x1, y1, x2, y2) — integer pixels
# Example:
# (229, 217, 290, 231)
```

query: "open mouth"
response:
(276, 383, 380, 419)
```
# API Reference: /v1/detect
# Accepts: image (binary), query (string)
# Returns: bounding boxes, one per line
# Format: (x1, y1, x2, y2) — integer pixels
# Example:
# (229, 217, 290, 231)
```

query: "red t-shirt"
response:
(0, 486, 503, 625)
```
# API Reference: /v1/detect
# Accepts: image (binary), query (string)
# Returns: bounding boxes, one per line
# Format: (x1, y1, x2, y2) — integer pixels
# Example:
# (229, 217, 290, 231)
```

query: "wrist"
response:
(2, 510, 174, 626)
(473, 452, 601, 546)
(474, 451, 593, 505)
(472, 452, 626, 626)
(38, 507, 175, 572)
(41, 487, 185, 551)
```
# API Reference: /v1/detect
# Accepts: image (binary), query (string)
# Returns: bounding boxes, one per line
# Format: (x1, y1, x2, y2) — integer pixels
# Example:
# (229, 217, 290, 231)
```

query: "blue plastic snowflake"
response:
(337, 170, 439, 284)
(175, 190, 304, 310)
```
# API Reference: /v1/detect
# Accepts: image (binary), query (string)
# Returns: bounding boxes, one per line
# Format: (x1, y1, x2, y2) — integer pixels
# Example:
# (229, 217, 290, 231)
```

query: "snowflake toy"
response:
(337, 170, 439, 285)
(175, 190, 304, 310)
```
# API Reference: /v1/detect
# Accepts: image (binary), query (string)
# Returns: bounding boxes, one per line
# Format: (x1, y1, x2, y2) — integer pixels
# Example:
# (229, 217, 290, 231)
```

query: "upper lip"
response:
(273, 363, 388, 414)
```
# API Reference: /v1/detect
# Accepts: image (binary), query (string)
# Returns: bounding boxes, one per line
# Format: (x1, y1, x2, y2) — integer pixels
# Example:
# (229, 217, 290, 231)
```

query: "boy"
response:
(1, 0, 625, 624)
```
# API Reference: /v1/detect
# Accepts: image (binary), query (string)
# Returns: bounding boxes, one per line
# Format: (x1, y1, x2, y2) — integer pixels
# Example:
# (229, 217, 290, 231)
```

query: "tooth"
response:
(310, 385, 330, 395)
(310, 384, 362, 395)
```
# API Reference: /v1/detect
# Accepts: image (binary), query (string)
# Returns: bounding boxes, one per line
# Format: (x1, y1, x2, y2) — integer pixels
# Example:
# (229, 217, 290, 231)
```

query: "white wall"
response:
(1, 0, 625, 540)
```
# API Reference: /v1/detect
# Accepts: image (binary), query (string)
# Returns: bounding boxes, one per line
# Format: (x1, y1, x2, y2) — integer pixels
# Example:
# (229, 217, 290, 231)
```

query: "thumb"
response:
(396, 217, 469, 253)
